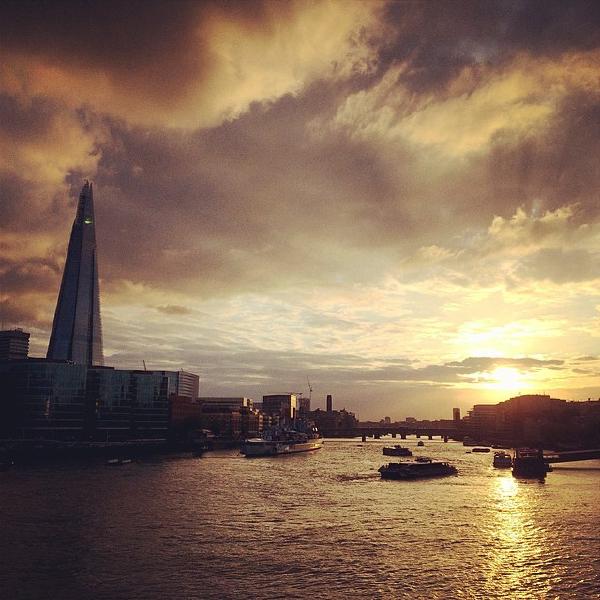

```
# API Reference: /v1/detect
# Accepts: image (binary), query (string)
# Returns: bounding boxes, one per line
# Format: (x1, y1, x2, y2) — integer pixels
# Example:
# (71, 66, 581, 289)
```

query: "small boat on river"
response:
(378, 459, 457, 480)
(512, 448, 549, 478)
(417, 440, 425, 446)
(492, 451, 512, 468)
(382, 445, 412, 457)
(472, 447, 491, 453)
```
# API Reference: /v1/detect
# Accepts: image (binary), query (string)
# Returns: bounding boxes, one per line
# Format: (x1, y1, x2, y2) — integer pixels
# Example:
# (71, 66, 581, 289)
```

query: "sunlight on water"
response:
(484, 474, 561, 598)
(0, 441, 598, 599)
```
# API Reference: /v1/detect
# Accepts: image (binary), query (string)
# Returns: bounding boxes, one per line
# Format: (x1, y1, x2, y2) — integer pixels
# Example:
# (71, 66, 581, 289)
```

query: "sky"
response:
(1, 0, 599, 419)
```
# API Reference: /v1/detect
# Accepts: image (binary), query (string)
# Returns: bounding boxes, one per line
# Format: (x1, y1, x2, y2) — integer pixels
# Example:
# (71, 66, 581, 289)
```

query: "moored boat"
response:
(472, 447, 491, 453)
(378, 459, 457, 480)
(240, 424, 322, 457)
(417, 440, 425, 446)
(512, 448, 549, 478)
(382, 445, 412, 457)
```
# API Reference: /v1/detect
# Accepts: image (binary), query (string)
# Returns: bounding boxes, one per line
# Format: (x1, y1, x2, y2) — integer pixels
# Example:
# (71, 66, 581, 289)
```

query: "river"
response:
(1, 439, 599, 599)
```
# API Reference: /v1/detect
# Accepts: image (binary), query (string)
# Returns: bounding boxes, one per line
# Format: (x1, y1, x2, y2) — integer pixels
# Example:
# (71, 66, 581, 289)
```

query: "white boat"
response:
(240, 425, 323, 457)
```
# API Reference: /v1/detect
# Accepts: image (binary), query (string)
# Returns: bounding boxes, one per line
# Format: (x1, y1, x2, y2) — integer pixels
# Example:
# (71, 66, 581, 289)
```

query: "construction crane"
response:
(306, 377, 313, 402)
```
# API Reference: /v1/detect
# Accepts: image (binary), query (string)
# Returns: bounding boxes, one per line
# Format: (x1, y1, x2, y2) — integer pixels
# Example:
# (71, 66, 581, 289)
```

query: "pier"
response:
(545, 448, 600, 463)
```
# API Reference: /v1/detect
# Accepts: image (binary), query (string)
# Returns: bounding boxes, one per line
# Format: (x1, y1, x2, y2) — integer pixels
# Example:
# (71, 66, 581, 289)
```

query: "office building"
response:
(0, 360, 174, 441)
(262, 394, 297, 421)
(199, 397, 253, 411)
(453, 408, 461, 422)
(47, 181, 104, 366)
(297, 396, 311, 414)
(0, 329, 30, 360)
(326, 394, 333, 412)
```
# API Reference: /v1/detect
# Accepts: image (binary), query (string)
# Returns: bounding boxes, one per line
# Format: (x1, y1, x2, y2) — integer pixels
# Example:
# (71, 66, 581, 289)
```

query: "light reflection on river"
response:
(1, 439, 599, 599)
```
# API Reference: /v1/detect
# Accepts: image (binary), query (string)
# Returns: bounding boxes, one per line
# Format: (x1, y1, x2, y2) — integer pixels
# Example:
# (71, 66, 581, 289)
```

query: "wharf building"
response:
(262, 394, 298, 424)
(0, 358, 198, 442)
(169, 397, 264, 440)
(465, 394, 600, 447)
(310, 394, 358, 436)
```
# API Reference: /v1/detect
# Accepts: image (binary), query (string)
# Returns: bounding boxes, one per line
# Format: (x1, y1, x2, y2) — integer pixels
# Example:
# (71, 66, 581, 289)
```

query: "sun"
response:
(489, 367, 524, 391)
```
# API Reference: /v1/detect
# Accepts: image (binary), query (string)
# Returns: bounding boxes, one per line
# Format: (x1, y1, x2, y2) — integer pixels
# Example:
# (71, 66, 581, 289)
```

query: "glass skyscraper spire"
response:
(47, 181, 104, 365)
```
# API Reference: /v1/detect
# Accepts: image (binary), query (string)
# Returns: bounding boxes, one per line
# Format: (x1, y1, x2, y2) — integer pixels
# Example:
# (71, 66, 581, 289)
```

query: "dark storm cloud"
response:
(0, 152, 81, 235)
(0, 256, 60, 294)
(0, 94, 60, 141)
(0, 0, 207, 102)
(378, 0, 600, 94)
(484, 91, 600, 218)
(0, 298, 38, 327)
(89, 91, 408, 294)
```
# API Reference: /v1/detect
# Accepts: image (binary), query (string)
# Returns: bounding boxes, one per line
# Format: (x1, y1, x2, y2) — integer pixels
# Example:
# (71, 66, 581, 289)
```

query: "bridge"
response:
(320, 425, 459, 440)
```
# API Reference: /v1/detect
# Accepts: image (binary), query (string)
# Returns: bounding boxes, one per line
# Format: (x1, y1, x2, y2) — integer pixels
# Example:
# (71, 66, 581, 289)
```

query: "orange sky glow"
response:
(1, 1, 599, 419)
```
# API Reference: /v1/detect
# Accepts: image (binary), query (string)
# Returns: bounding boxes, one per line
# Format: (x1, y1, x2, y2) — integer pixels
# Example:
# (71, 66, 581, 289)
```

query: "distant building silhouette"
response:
(0, 329, 30, 360)
(47, 182, 103, 365)
(326, 394, 332, 412)
(453, 407, 460, 422)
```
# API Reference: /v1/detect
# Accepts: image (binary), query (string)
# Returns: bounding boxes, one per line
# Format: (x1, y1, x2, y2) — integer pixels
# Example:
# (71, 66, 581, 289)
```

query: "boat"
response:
(512, 448, 549, 478)
(240, 424, 323, 457)
(472, 447, 491, 453)
(417, 440, 425, 446)
(378, 459, 457, 480)
(492, 451, 512, 468)
(382, 445, 412, 457)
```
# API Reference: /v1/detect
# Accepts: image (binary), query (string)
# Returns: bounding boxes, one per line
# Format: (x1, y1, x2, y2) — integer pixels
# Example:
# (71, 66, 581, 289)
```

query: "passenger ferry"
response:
(382, 445, 412, 457)
(378, 459, 457, 480)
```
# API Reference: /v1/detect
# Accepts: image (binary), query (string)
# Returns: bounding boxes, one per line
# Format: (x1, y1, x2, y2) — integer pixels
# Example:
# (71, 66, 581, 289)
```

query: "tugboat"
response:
(417, 440, 425, 447)
(240, 422, 323, 457)
(492, 451, 512, 468)
(378, 459, 457, 480)
(512, 448, 549, 478)
(382, 445, 412, 457)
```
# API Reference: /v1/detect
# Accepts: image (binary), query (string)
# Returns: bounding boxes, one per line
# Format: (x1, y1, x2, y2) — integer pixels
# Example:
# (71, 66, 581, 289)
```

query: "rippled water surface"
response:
(2, 439, 599, 599)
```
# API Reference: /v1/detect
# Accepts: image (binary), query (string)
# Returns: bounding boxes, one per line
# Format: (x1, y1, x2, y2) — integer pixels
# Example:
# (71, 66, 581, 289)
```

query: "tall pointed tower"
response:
(47, 181, 104, 365)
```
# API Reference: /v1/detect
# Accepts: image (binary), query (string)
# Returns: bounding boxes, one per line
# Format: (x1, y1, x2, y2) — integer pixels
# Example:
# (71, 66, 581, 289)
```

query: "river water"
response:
(1, 439, 599, 599)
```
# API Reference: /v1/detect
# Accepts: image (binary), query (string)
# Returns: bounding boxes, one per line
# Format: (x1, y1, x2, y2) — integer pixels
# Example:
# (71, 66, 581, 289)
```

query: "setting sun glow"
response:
(489, 367, 525, 392)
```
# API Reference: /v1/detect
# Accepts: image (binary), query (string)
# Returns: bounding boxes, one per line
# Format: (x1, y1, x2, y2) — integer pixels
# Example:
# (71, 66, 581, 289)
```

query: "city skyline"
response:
(1, 1, 600, 419)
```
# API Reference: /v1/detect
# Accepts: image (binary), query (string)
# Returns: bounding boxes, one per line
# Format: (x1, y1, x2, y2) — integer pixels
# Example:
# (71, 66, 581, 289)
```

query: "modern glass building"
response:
(0, 361, 173, 441)
(0, 359, 88, 440)
(47, 181, 104, 366)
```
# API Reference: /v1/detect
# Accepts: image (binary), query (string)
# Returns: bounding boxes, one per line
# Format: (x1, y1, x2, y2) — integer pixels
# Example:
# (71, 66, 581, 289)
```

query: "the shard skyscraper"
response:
(47, 181, 104, 365)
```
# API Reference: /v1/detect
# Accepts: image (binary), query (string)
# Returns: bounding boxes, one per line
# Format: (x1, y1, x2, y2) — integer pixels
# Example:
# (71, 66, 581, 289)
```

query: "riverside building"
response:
(0, 183, 200, 444)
